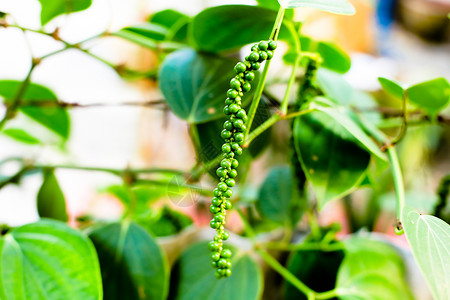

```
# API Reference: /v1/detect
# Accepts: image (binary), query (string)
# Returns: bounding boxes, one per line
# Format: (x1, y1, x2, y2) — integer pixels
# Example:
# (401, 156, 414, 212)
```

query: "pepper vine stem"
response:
(387, 146, 405, 221)
(244, 7, 285, 138)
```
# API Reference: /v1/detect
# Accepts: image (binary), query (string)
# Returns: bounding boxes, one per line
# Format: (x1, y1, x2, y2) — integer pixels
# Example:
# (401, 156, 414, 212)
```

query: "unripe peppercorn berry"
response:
(210, 220, 219, 229)
(251, 62, 261, 70)
(226, 178, 235, 187)
(224, 200, 233, 210)
(221, 129, 232, 139)
(222, 249, 232, 258)
(231, 159, 239, 169)
(224, 188, 233, 198)
(227, 89, 238, 99)
(242, 82, 251, 92)
(234, 133, 244, 143)
(245, 71, 255, 81)
(229, 104, 239, 114)
(223, 106, 231, 115)
(258, 40, 269, 50)
(223, 120, 233, 130)
(222, 143, 231, 153)
(236, 109, 246, 119)
(234, 62, 246, 74)
(268, 40, 277, 50)
(230, 78, 241, 90)
(220, 159, 232, 169)
(259, 51, 268, 61)
(218, 182, 228, 191)
(229, 169, 237, 178)
(266, 50, 274, 60)
(210, 205, 220, 214)
(211, 252, 221, 261)
(248, 51, 260, 62)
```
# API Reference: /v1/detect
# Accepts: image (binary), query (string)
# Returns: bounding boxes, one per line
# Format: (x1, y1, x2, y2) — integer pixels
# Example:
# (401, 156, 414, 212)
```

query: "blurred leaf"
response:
(299, 37, 350, 73)
(0, 80, 70, 139)
(257, 166, 305, 226)
(278, 0, 355, 14)
(159, 48, 255, 123)
(190, 5, 295, 53)
(88, 222, 168, 300)
(149, 9, 189, 28)
(401, 206, 450, 300)
(116, 23, 169, 41)
(138, 206, 193, 237)
(286, 249, 344, 300)
(316, 69, 353, 105)
(312, 99, 387, 161)
(378, 77, 404, 100)
(0, 220, 102, 299)
(293, 108, 371, 208)
(2, 128, 40, 144)
(37, 169, 68, 222)
(38, 0, 92, 25)
(169, 242, 262, 300)
(407, 78, 450, 118)
(336, 237, 413, 300)
(255, 0, 294, 19)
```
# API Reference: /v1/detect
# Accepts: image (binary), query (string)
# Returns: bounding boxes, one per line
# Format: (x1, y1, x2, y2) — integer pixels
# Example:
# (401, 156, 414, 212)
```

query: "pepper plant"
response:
(0, 0, 449, 299)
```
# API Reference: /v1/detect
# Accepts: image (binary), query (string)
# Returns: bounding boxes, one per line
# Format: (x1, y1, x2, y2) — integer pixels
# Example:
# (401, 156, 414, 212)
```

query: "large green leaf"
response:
(256, 0, 295, 19)
(293, 109, 371, 208)
(0, 80, 70, 139)
(278, 0, 355, 15)
(316, 69, 353, 105)
(190, 5, 295, 53)
(149, 9, 190, 43)
(286, 249, 344, 300)
(159, 48, 256, 123)
(401, 206, 450, 300)
(336, 237, 413, 300)
(2, 128, 40, 144)
(37, 169, 68, 222)
(378, 77, 404, 100)
(169, 242, 263, 300)
(115, 23, 169, 42)
(407, 78, 450, 118)
(0, 220, 102, 300)
(257, 166, 305, 226)
(88, 222, 168, 300)
(38, 0, 92, 25)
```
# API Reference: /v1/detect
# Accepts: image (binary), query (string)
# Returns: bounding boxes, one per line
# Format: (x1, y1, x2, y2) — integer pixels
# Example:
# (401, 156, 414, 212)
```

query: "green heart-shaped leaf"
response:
(0, 220, 102, 299)
(401, 206, 450, 300)
(169, 242, 263, 300)
(378, 77, 404, 100)
(88, 222, 169, 300)
(407, 78, 450, 119)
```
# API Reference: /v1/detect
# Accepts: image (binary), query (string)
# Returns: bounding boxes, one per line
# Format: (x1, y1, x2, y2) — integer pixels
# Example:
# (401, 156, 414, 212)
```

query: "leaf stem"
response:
(244, 7, 285, 138)
(387, 146, 405, 220)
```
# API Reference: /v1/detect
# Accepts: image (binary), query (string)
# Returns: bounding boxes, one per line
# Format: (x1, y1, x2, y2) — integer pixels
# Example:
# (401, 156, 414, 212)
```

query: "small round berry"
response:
(218, 258, 228, 268)
(210, 220, 219, 229)
(229, 169, 238, 178)
(259, 51, 268, 61)
(223, 106, 231, 115)
(224, 188, 233, 198)
(211, 261, 218, 268)
(222, 231, 230, 240)
(235, 133, 245, 143)
(229, 104, 239, 114)
(224, 269, 232, 277)
(211, 252, 221, 261)
(221, 249, 232, 258)
(244, 61, 252, 69)
(213, 189, 222, 197)
(225, 260, 232, 269)
(236, 109, 246, 119)
(234, 147, 243, 156)
(230, 78, 241, 90)
(227, 89, 238, 99)
(208, 241, 220, 251)
(233, 119, 244, 129)
(251, 62, 261, 70)
(234, 62, 246, 74)
(210, 205, 220, 214)
(231, 159, 239, 168)
(268, 40, 277, 50)
(215, 270, 222, 279)
(223, 120, 233, 130)
(242, 82, 251, 92)
(226, 178, 235, 187)
(266, 50, 274, 60)
(225, 98, 233, 105)
(221, 129, 232, 139)
(248, 52, 260, 62)
(258, 40, 269, 50)
(221, 143, 231, 153)
(218, 182, 228, 191)
(226, 152, 235, 159)
(220, 159, 232, 169)
(224, 200, 233, 210)
(245, 71, 255, 82)
(251, 45, 259, 52)
(211, 197, 222, 206)
(214, 214, 225, 222)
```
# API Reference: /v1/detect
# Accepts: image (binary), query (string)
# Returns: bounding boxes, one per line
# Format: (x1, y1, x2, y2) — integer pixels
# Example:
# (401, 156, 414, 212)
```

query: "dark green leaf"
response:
(169, 242, 263, 300)
(0, 220, 102, 299)
(2, 128, 40, 144)
(293, 109, 371, 208)
(190, 5, 295, 53)
(39, 0, 92, 25)
(278, 0, 355, 14)
(116, 23, 169, 41)
(316, 42, 351, 74)
(149, 9, 189, 29)
(407, 77, 450, 118)
(286, 249, 344, 300)
(159, 49, 254, 123)
(0, 80, 70, 139)
(401, 206, 450, 300)
(37, 169, 68, 222)
(336, 237, 413, 299)
(138, 206, 193, 237)
(257, 166, 305, 226)
(378, 77, 404, 100)
(88, 222, 168, 300)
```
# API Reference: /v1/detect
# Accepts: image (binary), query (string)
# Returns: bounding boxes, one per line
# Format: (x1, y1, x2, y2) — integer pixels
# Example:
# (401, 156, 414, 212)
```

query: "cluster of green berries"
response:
(208, 40, 277, 279)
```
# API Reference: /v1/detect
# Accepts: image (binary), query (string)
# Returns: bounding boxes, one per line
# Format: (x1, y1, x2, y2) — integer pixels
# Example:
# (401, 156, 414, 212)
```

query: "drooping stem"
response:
(244, 7, 285, 138)
(387, 146, 405, 220)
